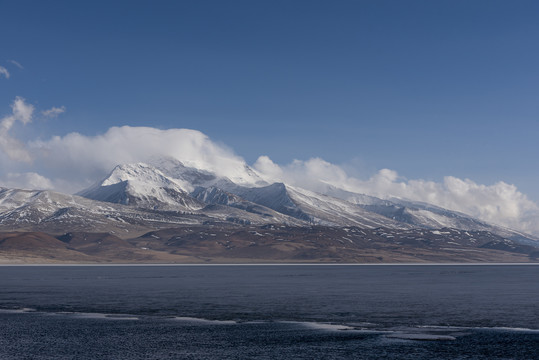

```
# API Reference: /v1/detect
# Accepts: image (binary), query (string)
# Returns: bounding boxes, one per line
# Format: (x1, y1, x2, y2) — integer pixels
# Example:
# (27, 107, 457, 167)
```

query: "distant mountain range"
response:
(1, 157, 537, 263)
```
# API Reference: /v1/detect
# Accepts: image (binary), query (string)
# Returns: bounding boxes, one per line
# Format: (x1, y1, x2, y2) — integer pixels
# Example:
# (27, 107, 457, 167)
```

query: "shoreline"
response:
(1, 262, 539, 266)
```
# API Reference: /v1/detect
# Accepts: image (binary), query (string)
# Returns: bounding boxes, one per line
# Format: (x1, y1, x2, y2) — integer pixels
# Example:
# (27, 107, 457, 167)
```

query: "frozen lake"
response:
(0, 264, 537, 359)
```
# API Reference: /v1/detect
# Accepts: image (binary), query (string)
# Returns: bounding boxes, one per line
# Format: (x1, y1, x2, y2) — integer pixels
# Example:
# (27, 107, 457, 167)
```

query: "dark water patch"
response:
(1, 265, 538, 328)
(0, 312, 538, 360)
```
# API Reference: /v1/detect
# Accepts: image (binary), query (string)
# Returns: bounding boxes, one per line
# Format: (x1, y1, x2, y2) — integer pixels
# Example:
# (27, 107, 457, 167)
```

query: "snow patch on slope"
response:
(78, 163, 203, 210)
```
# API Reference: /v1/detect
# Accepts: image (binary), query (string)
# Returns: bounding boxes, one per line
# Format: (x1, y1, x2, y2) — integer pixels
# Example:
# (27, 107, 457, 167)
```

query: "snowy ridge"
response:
(191, 186, 244, 206)
(312, 184, 393, 207)
(217, 182, 312, 222)
(149, 157, 219, 190)
(285, 185, 412, 228)
(100, 163, 190, 192)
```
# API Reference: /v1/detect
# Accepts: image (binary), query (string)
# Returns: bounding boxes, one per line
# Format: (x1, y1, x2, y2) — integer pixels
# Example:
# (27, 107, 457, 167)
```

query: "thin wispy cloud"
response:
(8, 60, 24, 69)
(0, 66, 10, 79)
(41, 106, 66, 118)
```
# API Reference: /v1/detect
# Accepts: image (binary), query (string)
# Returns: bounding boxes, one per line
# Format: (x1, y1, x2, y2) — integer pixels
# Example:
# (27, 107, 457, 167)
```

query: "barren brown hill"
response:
(1, 224, 537, 264)
(0, 232, 94, 263)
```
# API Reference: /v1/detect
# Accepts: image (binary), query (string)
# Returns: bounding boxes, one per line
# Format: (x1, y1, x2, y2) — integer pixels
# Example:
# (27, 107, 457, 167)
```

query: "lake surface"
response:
(0, 264, 538, 359)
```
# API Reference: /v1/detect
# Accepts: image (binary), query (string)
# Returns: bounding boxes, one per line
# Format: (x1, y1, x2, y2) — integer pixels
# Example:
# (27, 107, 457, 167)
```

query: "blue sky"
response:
(1, 0, 538, 205)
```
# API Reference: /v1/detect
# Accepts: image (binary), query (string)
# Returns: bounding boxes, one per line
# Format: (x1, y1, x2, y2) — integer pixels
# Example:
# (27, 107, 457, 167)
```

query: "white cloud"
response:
(0, 66, 9, 79)
(41, 106, 66, 118)
(252, 155, 283, 181)
(254, 156, 352, 194)
(253, 156, 539, 236)
(0, 172, 53, 190)
(25, 126, 251, 192)
(0, 97, 34, 162)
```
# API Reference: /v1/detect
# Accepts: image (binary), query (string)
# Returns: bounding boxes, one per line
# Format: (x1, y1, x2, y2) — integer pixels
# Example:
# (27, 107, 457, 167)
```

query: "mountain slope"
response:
(214, 182, 413, 229)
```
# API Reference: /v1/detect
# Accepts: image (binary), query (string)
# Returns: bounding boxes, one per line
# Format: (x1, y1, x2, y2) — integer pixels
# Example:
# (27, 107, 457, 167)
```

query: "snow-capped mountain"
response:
(69, 158, 538, 243)
(2, 156, 538, 263)
(76, 160, 413, 229)
(0, 155, 536, 246)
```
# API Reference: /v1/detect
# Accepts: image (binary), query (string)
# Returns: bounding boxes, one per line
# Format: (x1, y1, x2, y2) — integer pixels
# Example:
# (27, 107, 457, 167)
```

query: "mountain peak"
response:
(78, 162, 202, 210)
(101, 163, 169, 186)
